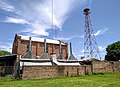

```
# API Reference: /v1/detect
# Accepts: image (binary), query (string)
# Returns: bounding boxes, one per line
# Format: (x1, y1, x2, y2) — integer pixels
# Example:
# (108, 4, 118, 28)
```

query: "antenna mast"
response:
(52, 0, 54, 38)
(51, 0, 55, 53)
(83, 8, 101, 60)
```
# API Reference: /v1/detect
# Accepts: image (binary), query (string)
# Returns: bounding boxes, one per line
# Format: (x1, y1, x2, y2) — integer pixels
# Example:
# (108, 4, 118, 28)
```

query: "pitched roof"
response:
(18, 34, 66, 45)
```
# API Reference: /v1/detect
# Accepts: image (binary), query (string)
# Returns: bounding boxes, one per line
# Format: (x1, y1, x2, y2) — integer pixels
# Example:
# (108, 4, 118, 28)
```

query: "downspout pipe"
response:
(29, 37, 32, 51)
(59, 40, 62, 54)
(70, 42, 72, 55)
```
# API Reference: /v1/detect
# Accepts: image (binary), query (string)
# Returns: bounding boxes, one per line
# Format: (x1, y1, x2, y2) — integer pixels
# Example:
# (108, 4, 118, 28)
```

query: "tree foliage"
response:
(0, 50, 11, 56)
(105, 41, 120, 61)
(90, 58, 100, 61)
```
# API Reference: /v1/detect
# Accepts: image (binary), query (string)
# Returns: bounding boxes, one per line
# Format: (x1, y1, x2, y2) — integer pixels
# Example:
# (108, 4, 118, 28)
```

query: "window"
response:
(59, 48, 63, 53)
(26, 44, 29, 52)
(46, 46, 48, 53)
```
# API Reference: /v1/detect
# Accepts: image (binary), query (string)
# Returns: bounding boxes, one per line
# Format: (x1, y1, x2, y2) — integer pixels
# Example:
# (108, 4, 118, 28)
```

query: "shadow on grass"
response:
(92, 72, 104, 75)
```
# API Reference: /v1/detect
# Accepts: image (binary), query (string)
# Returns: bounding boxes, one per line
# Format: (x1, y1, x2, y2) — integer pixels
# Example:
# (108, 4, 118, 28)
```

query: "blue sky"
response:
(0, 0, 120, 60)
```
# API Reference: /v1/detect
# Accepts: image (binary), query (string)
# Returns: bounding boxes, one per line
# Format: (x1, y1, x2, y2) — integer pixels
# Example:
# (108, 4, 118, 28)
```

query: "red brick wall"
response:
(21, 61, 120, 79)
(111, 62, 120, 72)
(12, 34, 68, 59)
(92, 61, 120, 73)
(22, 65, 91, 79)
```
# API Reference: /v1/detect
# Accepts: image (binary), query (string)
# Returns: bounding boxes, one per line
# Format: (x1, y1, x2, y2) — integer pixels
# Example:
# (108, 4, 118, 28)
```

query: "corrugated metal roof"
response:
(18, 34, 66, 45)
(0, 54, 17, 59)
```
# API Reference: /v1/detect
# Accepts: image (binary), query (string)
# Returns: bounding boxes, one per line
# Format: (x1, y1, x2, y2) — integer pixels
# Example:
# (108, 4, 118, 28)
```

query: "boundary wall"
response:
(22, 65, 91, 79)
(22, 61, 120, 79)
(1, 61, 120, 79)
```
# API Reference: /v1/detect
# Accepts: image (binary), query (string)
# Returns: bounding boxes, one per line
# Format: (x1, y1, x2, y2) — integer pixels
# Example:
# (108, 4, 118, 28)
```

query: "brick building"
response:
(12, 34, 68, 59)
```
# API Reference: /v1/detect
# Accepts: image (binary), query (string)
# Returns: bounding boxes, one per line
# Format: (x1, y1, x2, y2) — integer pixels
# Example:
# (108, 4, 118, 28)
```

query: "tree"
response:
(0, 50, 11, 56)
(90, 58, 100, 61)
(105, 41, 120, 61)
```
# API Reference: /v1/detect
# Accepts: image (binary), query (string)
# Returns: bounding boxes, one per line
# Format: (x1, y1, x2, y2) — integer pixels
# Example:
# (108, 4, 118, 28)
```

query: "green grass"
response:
(0, 72, 120, 87)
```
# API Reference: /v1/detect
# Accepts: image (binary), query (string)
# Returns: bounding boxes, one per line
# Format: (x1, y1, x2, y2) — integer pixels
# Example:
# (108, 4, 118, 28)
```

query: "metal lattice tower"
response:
(83, 8, 101, 59)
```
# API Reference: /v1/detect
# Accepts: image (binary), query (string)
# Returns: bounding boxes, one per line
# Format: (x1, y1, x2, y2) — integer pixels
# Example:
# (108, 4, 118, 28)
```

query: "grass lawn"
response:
(0, 72, 120, 87)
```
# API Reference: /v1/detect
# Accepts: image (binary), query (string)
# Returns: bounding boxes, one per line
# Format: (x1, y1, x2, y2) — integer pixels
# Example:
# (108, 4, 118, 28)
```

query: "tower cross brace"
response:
(83, 8, 101, 59)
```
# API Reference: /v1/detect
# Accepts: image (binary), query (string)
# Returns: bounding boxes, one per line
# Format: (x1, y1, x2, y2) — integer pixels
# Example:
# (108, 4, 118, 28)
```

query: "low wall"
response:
(112, 62, 120, 72)
(92, 61, 120, 73)
(2, 61, 117, 79)
(22, 65, 92, 79)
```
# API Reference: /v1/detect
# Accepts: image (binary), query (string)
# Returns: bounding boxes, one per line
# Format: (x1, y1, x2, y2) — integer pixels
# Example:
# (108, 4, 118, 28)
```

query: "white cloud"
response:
(54, 35, 75, 41)
(78, 28, 108, 39)
(53, 34, 85, 41)
(81, 49, 84, 53)
(79, 35, 84, 38)
(5, 17, 29, 24)
(56, 28, 108, 40)
(0, 0, 14, 12)
(0, 0, 87, 36)
(0, 42, 12, 52)
(94, 28, 108, 36)
(98, 46, 106, 52)
(54, 37, 71, 41)
(96, 46, 106, 59)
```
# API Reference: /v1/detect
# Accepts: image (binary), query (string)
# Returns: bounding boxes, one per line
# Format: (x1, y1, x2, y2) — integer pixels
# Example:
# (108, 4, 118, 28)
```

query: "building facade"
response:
(12, 34, 68, 59)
